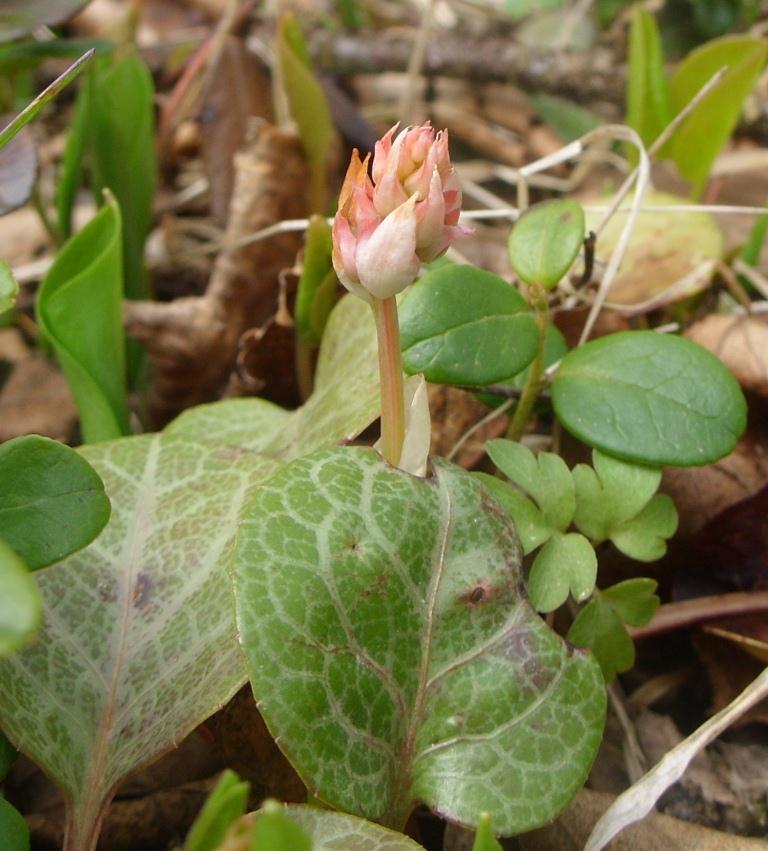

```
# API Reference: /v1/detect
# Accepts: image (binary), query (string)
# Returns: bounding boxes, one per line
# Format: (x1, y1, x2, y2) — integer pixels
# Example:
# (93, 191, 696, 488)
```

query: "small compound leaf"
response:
(472, 813, 503, 851)
(528, 532, 597, 613)
(567, 597, 634, 682)
(36, 196, 129, 443)
(234, 448, 605, 834)
(551, 331, 747, 467)
(0, 259, 19, 314)
(508, 200, 585, 289)
(600, 578, 659, 628)
(0, 539, 40, 659)
(609, 494, 678, 562)
(666, 36, 768, 196)
(572, 450, 661, 543)
(400, 265, 538, 386)
(0, 796, 29, 851)
(184, 770, 249, 851)
(0, 435, 110, 570)
(486, 440, 575, 532)
(475, 473, 551, 554)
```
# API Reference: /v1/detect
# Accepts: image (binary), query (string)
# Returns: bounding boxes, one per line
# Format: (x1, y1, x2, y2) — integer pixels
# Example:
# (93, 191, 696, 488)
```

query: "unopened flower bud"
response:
(332, 122, 467, 301)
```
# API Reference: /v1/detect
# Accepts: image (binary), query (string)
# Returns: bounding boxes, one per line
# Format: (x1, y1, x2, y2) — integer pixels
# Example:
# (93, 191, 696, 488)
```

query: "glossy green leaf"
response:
(610, 494, 678, 561)
(474, 474, 550, 555)
(234, 447, 605, 834)
(626, 8, 672, 149)
(251, 800, 313, 851)
(551, 331, 747, 466)
(600, 578, 659, 628)
(295, 215, 337, 347)
(277, 13, 333, 212)
(508, 200, 585, 289)
(666, 36, 768, 196)
(185, 770, 250, 851)
(37, 196, 128, 443)
(472, 813, 503, 851)
(567, 597, 633, 682)
(85, 51, 156, 300)
(0, 435, 110, 570)
(475, 324, 567, 409)
(572, 450, 661, 542)
(400, 265, 538, 386)
(0, 796, 29, 851)
(0, 259, 18, 313)
(528, 532, 597, 613)
(0, 294, 381, 849)
(486, 440, 575, 532)
(0, 539, 40, 659)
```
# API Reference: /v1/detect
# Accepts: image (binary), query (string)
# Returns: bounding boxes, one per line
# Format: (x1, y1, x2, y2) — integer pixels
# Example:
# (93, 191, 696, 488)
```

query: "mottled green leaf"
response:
(474, 474, 550, 555)
(400, 265, 538, 386)
(277, 13, 333, 212)
(551, 332, 747, 466)
(185, 770, 250, 851)
(601, 578, 659, 627)
(508, 200, 585, 289)
(85, 51, 156, 300)
(37, 196, 129, 443)
(486, 440, 575, 532)
(167, 294, 379, 454)
(0, 259, 18, 314)
(0, 294, 381, 848)
(572, 450, 661, 543)
(234, 447, 605, 834)
(666, 37, 768, 196)
(528, 532, 597, 613)
(472, 813, 502, 851)
(0, 539, 40, 659)
(0, 796, 28, 851)
(567, 597, 634, 682)
(295, 215, 338, 347)
(626, 8, 672, 149)
(251, 800, 313, 850)
(0, 435, 110, 570)
(610, 495, 677, 561)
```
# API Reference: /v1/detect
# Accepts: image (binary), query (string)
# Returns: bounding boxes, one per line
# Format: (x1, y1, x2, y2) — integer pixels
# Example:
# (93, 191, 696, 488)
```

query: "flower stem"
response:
(506, 283, 550, 442)
(371, 296, 405, 466)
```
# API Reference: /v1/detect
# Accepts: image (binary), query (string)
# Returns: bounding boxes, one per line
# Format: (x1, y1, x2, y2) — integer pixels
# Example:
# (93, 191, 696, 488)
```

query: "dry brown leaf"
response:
(686, 315, 768, 398)
(519, 787, 768, 850)
(0, 328, 29, 363)
(199, 36, 273, 224)
(0, 357, 77, 441)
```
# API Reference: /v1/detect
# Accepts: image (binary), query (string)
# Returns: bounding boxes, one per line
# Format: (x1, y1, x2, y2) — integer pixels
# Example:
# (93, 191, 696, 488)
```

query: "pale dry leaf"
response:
(583, 667, 768, 851)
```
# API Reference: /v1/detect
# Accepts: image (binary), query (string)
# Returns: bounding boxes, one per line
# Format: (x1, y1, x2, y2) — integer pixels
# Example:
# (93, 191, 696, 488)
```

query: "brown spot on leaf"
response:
(132, 574, 152, 609)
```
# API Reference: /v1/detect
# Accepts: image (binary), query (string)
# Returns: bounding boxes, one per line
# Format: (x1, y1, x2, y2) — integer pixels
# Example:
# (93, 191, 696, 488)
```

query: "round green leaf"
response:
(234, 447, 605, 835)
(0, 539, 41, 658)
(552, 331, 747, 466)
(0, 435, 111, 570)
(508, 200, 585, 289)
(527, 532, 597, 613)
(399, 265, 539, 385)
(0, 797, 29, 851)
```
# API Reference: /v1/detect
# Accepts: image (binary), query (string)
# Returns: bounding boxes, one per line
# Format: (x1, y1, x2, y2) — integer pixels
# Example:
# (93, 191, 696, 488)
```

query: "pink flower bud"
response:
(332, 122, 467, 301)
